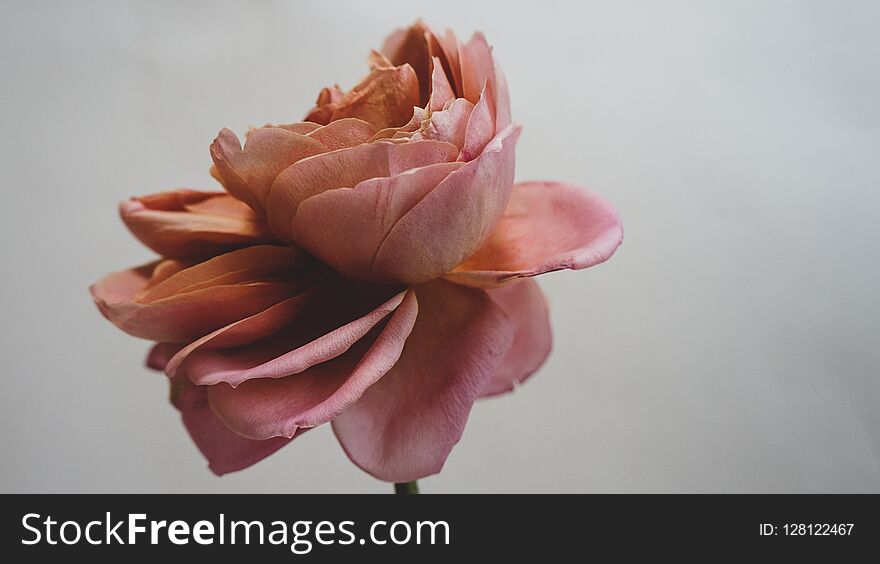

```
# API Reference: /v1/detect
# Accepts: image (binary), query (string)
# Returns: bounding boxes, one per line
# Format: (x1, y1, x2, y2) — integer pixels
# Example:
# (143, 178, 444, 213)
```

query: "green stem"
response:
(394, 481, 419, 494)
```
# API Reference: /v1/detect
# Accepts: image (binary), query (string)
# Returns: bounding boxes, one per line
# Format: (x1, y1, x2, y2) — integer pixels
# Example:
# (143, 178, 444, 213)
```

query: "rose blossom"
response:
(91, 21, 622, 483)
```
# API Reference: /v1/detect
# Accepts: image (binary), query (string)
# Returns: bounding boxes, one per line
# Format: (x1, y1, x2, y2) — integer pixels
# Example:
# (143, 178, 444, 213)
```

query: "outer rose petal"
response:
(90, 246, 311, 342)
(179, 287, 409, 387)
(210, 127, 328, 214)
(370, 123, 522, 284)
(171, 379, 294, 476)
(481, 279, 552, 397)
(446, 181, 623, 288)
(120, 190, 276, 259)
(163, 290, 320, 380)
(267, 140, 458, 242)
(332, 280, 514, 482)
(208, 290, 419, 439)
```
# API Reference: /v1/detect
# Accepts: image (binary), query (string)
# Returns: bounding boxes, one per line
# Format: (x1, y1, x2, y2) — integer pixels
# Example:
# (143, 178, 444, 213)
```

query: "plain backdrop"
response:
(1, 0, 878, 493)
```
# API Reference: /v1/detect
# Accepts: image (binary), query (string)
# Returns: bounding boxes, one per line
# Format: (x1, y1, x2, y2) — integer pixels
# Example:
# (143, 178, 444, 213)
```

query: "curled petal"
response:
(90, 246, 312, 342)
(481, 280, 552, 397)
(120, 190, 276, 259)
(304, 85, 345, 125)
(332, 280, 514, 482)
(208, 289, 419, 439)
(436, 29, 463, 97)
(267, 139, 458, 242)
(370, 124, 521, 284)
(171, 379, 294, 475)
(210, 127, 328, 213)
(381, 22, 432, 106)
(163, 289, 320, 380)
(446, 181, 623, 288)
(329, 65, 420, 130)
(178, 285, 409, 387)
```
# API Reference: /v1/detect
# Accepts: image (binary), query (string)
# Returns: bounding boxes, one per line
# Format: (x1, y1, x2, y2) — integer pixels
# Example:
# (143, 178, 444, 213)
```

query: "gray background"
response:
(1, 0, 877, 493)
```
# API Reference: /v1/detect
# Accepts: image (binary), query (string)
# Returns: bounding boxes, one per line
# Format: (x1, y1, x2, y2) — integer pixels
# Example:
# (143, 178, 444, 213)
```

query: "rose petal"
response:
(481, 280, 552, 397)
(163, 287, 320, 380)
(436, 29, 463, 97)
(330, 65, 420, 130)
(171, 379, 294, 476)
(208, 289, 419, 439)
(304, 85, 345, 125)
(305, 118, 378, 150)
(381, 22, 432, 106)
(458, 32, 510, 133)
(332, 280, 514, 482)
(460, 84, 496, 161)
(429, 56, 455, 111)
(180, 285, 409, 387)
(274, 122, 322, 135)
(446, 181, 623, 288)
(369, 123, 522, 284)
(90, 246, 311, 342)
(146, 343, 183, 371)
(292, 161, 465, 282)
(411, 98, 474, 148)
(210, 127, 328, 214)
(120, 190, 276, 259)
(266, 139, 459, 242)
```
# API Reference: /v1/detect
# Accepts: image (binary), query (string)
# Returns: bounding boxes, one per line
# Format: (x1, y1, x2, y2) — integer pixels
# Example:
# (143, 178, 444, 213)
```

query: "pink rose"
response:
(91, 21, 622, 483)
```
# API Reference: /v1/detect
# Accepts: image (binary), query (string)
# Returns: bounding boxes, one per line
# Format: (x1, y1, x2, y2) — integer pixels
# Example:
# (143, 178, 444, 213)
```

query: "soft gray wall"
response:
(1, 0, 877, 493)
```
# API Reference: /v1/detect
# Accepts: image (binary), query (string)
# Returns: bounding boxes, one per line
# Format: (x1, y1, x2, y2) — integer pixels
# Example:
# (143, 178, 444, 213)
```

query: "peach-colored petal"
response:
(171, 379, 294, 475)
(266, 139, 459, 242)
(210, 127, 328, 214)
(208, 289, 418, 439)
(180, 287, 409, 387)
(274, 122, 322, 135)
(304, 85, 345, 125)
(446, 181, 623, 288)
(120, 189, 277, 259)
(305, 118, 378, 150)
(90, 246, 312, 342)
(368, 49, 393, 69)
(292, 161, 465, 282)
(481, 279, 552, 397)
(381, 22, 432, 106)
(330, 65, 420, 130)
(332, 280, 513, 482)
(369, 124, 522, 284)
